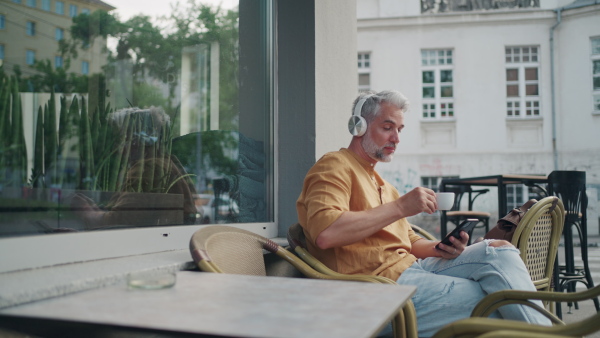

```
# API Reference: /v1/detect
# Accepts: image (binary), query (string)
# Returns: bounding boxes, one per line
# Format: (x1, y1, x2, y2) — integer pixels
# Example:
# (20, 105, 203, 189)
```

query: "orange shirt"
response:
(296, 148, 421, 281)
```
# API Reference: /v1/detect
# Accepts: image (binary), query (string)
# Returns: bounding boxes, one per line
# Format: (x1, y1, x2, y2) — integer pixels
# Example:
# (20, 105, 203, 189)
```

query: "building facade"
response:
(0, 0, 114, 76)
(357, 0, 600, 235)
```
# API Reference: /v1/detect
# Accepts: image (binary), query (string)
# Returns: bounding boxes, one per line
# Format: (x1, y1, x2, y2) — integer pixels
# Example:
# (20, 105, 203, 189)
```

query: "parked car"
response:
(194, 194, 239, 224)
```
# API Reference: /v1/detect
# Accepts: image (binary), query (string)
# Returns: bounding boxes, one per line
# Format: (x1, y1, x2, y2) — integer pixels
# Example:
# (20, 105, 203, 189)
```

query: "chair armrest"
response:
(471, 286, 600, 324)
(468, 189, 490, 209)
(432, 317, 582, 338)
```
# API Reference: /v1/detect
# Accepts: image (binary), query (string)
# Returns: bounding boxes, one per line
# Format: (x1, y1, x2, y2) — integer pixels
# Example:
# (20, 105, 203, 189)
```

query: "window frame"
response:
(69, 4, 77, 17)
(55, 27, 64, 41)
(81, 60, 89, 74)
(26, 21, 36, 36)
(54, 55, 63, 68)
(420, 49, 455, 120)
(0, 0, 278, 275)
(358, 52, 371, 92)
(41, 0, 50, 11)
(55, 1, 64, 15)
(26, 49, 35, 65)
(505, 45, 541, 119)
(592, 37, 600, 113)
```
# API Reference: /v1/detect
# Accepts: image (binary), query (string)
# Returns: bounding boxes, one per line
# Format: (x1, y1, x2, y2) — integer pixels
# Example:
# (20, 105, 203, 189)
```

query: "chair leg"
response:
(576, 221, 600, 311)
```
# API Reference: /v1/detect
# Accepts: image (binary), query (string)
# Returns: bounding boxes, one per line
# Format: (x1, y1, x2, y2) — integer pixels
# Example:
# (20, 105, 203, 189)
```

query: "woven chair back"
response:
(511, 196, 565, 290)
(190, 226, 272, 276)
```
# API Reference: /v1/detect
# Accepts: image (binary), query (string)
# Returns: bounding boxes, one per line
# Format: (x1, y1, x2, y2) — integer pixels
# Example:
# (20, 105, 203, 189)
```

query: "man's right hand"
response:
(395, 187, 437, 217)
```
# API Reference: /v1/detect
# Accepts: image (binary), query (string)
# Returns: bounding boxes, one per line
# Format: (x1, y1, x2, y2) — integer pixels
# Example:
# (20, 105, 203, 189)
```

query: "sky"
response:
(110, 0, 239, 21)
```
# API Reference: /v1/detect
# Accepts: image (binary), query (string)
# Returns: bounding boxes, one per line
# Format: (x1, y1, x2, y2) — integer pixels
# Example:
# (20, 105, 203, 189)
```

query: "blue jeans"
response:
(392, 240, 551, 337)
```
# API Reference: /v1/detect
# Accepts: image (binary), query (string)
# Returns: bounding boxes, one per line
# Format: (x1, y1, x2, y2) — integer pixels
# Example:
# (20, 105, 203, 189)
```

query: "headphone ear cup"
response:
(348, 115, 367, 137)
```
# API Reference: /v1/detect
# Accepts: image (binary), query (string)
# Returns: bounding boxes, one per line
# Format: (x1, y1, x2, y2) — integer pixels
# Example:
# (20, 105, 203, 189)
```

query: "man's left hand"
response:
(436, 231, 469, 259)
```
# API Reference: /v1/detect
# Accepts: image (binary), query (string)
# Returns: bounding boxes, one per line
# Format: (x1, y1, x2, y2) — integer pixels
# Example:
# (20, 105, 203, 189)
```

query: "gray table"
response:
(0, 271, 416, 338)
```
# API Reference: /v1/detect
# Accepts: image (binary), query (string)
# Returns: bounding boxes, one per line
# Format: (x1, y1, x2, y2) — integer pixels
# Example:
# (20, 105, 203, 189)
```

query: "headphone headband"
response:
(353, 95, 373, 118)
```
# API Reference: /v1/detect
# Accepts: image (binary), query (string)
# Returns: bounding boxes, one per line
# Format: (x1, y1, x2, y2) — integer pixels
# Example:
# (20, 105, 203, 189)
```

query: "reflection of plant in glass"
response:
(0, 75, 27, 188)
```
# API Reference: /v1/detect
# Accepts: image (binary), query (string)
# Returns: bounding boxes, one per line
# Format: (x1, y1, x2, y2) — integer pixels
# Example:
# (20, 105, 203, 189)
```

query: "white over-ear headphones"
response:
(348, 95, 372, 137)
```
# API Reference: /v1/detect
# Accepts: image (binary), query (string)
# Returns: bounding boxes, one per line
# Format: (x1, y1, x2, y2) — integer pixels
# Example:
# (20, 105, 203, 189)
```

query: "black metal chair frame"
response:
(441, 185, 491, 244)
(547, 170, 600, 316)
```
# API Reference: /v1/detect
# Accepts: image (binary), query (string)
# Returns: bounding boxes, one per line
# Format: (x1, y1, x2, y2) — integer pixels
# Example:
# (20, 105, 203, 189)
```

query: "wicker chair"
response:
(288, 197, 566, 337)
(432, 285, 600, 338)
(286, 222, 418, 338)
(510, 196, 565, 294)
(189, 225, 413, 338)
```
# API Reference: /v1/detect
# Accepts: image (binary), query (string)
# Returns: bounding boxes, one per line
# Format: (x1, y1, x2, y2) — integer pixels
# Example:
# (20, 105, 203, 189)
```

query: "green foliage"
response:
(0, 75, 27, 187)
(0, 1, 241, 192)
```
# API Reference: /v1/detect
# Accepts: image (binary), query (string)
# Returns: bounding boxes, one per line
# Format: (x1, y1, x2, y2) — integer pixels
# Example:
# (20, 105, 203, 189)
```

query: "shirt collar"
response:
(341, 148, 376, 173)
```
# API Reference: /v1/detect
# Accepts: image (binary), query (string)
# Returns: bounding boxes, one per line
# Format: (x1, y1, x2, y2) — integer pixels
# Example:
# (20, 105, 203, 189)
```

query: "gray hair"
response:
(351, 90, 409, 124)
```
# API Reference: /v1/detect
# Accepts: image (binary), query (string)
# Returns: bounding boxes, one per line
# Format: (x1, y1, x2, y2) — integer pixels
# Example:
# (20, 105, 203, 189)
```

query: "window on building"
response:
(27, 0, 36, 7)
(26, 49, 35, 65)
(42, 0, 50, 11)
(358, 52, 371, 92)
(55, 1, 64, 14)
(592, 37, 600, 112)
(69, 4, 78, 17)
(13, 0, 22, 3)
(81, 8, 90, 15)
(358, 52, 370, 68)
(0, 15, 5, 29)
(55, 28, 64, 41)
(421, 49, 454, 119)
(505, 46, 540, 118)
(0, 45, 5, 61)
(55, 56, 63, 68)
(421, 176, 459, 192)
(0, 1, 277, 272)
(26, 21, 36, 36)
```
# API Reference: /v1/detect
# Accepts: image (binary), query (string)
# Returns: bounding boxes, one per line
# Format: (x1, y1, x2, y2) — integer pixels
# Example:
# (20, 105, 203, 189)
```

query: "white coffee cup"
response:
(436, 192, 455, 211)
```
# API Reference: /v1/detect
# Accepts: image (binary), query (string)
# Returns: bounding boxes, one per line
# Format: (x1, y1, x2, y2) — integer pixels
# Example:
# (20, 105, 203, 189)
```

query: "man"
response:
(296, 90, 550, 337)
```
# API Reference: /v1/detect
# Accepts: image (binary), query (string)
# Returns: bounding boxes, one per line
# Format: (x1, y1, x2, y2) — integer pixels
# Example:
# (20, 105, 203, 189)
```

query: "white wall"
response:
(315, 0, 359, 159)
(357, 0, 600, 234)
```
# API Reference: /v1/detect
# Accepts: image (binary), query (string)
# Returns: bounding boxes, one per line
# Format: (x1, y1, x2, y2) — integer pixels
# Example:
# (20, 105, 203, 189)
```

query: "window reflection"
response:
(0, 0, 273, 237)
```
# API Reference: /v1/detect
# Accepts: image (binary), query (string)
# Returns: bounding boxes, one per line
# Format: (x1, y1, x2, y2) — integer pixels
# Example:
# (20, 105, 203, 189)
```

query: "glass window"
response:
(0, 44, 4, 60)
(26, 21, 36, 36)
(358, 52, 370, 68)
(505, 45, 540, 118)
(55, 28, 64, 41)
(26, 49, 35, 64)
(421, 49, 454, 119)
(0, 15, 4, 29)
(592, 38, 600, 112)
(55, 1, 64, 14)
(81, 8, 90, 15)
(69, 4, 78, 17)
(593, 37, 600, 55)
(13, 0, 22, 3)
(358, 52, 371, 91)
(27, 0, 36, 7)
(42, 0, 50, 11)
(0, 1, 276, 255)
(421, 176, 459, 192)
